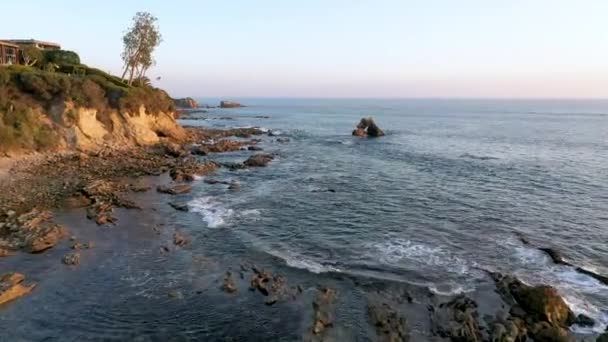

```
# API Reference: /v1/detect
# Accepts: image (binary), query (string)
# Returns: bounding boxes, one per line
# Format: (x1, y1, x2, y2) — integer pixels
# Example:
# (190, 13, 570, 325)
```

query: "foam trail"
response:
(188, 196, 234, 228)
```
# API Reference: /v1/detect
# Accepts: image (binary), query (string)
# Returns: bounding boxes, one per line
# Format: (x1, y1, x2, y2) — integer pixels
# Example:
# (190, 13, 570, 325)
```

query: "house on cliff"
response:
(0, 39, 61, 65)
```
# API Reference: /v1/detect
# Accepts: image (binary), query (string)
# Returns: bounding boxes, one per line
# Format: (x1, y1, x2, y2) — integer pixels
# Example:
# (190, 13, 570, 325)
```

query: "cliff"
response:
(0, 65, 185, 155)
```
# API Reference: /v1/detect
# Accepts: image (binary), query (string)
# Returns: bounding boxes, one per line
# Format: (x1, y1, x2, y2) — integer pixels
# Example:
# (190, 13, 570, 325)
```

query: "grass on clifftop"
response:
(0, 64, 175, 153)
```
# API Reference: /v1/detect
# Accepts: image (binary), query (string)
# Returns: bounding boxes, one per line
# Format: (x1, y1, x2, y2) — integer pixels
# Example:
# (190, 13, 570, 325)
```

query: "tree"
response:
(20, 45, 43, 67)
(44, 50, 80, 65)
(120, 12, 162, 86)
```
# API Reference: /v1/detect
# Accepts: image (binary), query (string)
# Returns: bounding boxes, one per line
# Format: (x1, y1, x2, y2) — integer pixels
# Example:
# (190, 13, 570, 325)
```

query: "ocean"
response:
(1, 98, 607, 340)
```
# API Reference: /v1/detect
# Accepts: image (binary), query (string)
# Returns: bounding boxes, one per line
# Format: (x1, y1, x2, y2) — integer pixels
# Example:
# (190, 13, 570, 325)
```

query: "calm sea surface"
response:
(1, 98, 607, 340)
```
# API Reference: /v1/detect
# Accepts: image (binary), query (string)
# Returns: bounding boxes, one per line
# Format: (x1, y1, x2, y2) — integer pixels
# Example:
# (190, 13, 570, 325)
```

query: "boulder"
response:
(0, 273, 36, 305)
(220, 101, 243, 108)
(174, 97, 200, 109)
(352, 117, 385, 137)
(529, 322, 575, 342)
(244, 154, 274, 167)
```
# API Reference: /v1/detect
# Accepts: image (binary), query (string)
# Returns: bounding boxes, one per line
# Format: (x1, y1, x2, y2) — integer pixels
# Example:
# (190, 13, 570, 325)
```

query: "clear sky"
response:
(3, 1, 607, 98)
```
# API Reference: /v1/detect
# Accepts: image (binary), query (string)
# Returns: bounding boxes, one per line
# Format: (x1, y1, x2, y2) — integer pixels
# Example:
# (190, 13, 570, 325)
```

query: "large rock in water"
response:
(244, 154, 274, 167)
(0, 273, 36, 305)
(174, 97, 200, 108)
(352, 117, 385, 137)
(220, 101, 243, 108)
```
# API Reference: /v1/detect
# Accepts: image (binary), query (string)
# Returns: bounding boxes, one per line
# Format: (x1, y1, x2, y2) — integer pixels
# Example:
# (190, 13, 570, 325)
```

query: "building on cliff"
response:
(0, 39, 61, 65)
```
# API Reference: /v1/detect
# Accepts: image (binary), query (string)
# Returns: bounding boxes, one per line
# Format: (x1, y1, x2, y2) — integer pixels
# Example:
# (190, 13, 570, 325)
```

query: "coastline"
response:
(0, 114, 606, 340)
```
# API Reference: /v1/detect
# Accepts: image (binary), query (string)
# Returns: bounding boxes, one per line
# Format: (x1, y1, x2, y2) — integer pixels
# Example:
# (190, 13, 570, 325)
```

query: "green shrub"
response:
(44, 50, 81, 65)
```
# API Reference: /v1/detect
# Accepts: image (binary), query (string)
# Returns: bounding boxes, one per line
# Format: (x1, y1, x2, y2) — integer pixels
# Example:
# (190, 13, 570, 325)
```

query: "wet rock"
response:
(221, 271, 237, 293)
(220, 101, 243, 108)
(62, 194, 93, 208)
(0, 272, 36, 305)
(198, 139, 252, 154)
(248, 146, 263, 151)
(368, 303, 409, 342)
(204, 179, 230, 185)
(311, 287, 337, 336)
(352, 117, 385, 137)
(491, 273, 575, 328)
(276, 138, 290, 143)
(431, 295, 482, 342)
(129, 180, 151, 193)
(0, 248, 12, 257)
(13, 210, 68, 253)
(72, 241, 94, 250)
(170, 160, 219, 183)
(529, 322, 575, 342)
(244, 154, 274, 167)
(173, 232, 189, 247)
(169, 202, 189, 212)
(573, 267, 608, 286)
(539, 247, 569, 265)
(490, 318, 527, 342)
(221, 162, 247, 171)
(249, 268, 271, 296)
(168, 289, 183, 299)
(62, 252, 81, 265)
(598, 332, 608, 342)
(157, 184, 193, 195)
(255, 115, 270, 119)
(572, 313, 595, 327)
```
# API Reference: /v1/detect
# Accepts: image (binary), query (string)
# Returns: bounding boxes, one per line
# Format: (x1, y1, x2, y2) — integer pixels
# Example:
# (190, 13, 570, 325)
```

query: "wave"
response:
(266, 249, 341, 274)
(365, 239, 476, 277)
(459, 153, 499, 161)
(188, 196, 234, 228)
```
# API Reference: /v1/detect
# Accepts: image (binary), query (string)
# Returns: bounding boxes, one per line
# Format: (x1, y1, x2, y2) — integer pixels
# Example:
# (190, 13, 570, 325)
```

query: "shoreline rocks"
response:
(244, 154, 274, 167)
(352, 117, 385, 137)
(220, 101, 243, 108)
(0, 273, 36, 305)
(174, 97, 200, 109)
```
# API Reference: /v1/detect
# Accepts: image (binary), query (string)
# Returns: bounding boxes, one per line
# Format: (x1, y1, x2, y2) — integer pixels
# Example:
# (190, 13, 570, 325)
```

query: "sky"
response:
(2, 1, 608, 98)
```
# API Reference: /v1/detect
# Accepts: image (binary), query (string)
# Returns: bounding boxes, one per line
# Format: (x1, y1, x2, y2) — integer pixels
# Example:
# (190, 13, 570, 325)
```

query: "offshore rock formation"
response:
(220, 101, 243, 108)
(173, 97, 200, 108)
(0, 273, 36, 305)
(352, 117, 385, 137)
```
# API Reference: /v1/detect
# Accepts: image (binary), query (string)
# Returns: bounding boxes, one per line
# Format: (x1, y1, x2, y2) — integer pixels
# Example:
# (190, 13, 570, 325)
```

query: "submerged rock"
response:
(62, 252, 81, 266)
(169, 202, 189, 212)
(431, 295, 482, 341)
(311, 287, 337, 336)
(368, 302, 410, 342)
(173, 231, 189, 247)
(352, 117, 385, 137)
(244, 154, 274, 167)
(157, 184, 193, 195)
(221, 271, 237, 293)
(0, 272, 36, 305)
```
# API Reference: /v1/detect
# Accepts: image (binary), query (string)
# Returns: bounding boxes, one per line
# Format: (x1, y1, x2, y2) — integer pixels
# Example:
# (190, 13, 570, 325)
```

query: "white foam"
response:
(367, 239, 472, 276)
(188, 196, 234, 228)
(267, 250, 341, 274)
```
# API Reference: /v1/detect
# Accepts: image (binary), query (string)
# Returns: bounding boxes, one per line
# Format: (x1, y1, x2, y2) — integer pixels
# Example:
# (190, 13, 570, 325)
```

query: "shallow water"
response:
(1, 98, 607, 340)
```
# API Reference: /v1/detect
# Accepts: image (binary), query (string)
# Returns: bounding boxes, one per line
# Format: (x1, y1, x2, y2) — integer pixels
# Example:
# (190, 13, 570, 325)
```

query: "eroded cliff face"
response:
(39, 102, 186, 152)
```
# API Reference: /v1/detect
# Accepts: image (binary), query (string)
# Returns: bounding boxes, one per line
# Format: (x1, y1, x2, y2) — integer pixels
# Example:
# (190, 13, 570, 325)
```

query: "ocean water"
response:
(1, 98, 607, 340)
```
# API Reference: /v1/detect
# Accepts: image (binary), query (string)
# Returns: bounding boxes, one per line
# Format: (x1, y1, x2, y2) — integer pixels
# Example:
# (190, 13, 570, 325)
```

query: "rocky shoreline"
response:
(0, 120, 607, 341)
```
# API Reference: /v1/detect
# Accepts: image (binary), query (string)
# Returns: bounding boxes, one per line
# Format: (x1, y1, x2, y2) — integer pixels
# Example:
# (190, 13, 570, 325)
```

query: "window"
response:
(5, 47, 16, 64)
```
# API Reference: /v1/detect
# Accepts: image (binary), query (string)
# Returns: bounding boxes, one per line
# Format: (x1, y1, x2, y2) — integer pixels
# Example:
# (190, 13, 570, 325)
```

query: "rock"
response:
(169, 202, 189, 212)
(529, 322, 575, 342)
(174, 97, 200, 109)
(491, 273, 575, 328)
(574, 267, 608, 286)
(431, 295, 482, 341)
(220, 101, 243, 108)
(62, 252, 81, 265)
(368, 302, 409, 342)
(244, 154, 274, 167)
(352, 117, 385, 137)
(0, 248, 12, 257)
(72, 241, 94, 250)
(539, 247, 570, 265)
(598, 332, 608, 342)
(162, 141, 187, 158)
(0, 273, 36, 305)
(157, 184, 193, 195)
(573, 313, 595, 327)
(168, 289, 183, 299)
(311, 287, 336, 336)
(248, 146, 263, 151)
(490, 318, 527, 342)
(221, 162, 247, 171)
(221, 271, 237, 293)
(276, 138, 290, 143)
(173, 232, 189, 247)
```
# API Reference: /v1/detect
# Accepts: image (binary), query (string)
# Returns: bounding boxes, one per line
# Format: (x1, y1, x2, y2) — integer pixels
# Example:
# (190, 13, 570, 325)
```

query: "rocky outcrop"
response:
(157, 184, 193, 195)
(0, 272, 36, 305)
(173, 97, 200, 109)
(431, 295, 483, 341)
(0, 209, 67, 253)
(244, 154, 274, 167)
(368, 303, 409, 342)
(352, 117, 385, 137)
(310, 287, 337, 336)
(220, 101, 243, 108)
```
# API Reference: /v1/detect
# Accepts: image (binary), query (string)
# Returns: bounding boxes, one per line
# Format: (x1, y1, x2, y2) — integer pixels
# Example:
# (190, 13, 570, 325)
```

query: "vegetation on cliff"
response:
(0, 63, 174, 153)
